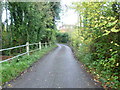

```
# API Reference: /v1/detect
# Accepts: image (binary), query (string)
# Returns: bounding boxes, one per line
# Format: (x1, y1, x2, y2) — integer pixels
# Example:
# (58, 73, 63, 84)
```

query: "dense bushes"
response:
(56, 32, 69, 43)
(70, 2, 120, 89)
(1, 2, 60, 56)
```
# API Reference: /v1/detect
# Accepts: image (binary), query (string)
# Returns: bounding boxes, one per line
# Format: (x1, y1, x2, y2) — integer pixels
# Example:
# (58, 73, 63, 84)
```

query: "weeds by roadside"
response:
(1, 45, 57, 86)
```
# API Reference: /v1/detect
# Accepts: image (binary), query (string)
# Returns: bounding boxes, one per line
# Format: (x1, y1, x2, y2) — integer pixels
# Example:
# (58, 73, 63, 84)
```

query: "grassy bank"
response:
(71, 45, 119, 89)
(1, 44, 57, 85)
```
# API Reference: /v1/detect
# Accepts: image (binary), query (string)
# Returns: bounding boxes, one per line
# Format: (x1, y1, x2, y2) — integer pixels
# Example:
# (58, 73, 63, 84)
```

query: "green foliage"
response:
(71, 2, 120, 89)
(2, 2, 60, 56)
(0, 2, 3, 22)
(56, 32, 69, 43)
(1, 44, 57, 85)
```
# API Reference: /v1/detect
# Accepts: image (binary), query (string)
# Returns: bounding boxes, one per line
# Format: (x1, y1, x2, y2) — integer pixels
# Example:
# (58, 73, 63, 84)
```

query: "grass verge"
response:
(1, 44, 57, 86)
(71, 45, 119, 89)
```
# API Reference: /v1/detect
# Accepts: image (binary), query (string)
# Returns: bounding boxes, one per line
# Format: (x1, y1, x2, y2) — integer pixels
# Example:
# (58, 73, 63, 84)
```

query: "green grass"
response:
(72, 46, 120, 89)
(1, 44, 57, 85)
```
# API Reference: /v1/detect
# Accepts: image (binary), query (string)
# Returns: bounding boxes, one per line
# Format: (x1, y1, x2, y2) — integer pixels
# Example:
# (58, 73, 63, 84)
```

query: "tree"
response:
(2, 2, 61, 55)
(71, 2, 120, 89)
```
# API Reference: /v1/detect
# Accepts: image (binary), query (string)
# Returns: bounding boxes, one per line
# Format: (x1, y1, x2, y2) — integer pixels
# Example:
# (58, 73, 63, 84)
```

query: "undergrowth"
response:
(1, 45, 57, 85)
(72, 44, 119, 89)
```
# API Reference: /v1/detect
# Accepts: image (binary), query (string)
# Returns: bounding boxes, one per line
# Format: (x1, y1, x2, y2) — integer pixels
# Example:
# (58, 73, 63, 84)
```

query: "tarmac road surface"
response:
(6, 44, 102, 88)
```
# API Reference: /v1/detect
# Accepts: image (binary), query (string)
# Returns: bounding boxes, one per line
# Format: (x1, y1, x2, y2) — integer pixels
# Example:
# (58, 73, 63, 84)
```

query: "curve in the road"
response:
(5, 44, 102, 88)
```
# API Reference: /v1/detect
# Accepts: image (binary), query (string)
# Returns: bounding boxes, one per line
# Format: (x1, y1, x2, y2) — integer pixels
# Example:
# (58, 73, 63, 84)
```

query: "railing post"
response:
(39, 42, 41, 50)
(49, 42, 51, 47)
(26, 42, 29, 55)
(45, 42, 47, 48)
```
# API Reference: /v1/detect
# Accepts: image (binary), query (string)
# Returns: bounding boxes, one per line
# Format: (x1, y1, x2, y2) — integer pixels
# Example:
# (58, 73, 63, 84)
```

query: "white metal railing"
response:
(0, 42, 52, 63)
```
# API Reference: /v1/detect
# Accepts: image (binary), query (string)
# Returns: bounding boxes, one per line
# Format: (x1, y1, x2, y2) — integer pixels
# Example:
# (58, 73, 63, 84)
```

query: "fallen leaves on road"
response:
(8, 84, 12, 87)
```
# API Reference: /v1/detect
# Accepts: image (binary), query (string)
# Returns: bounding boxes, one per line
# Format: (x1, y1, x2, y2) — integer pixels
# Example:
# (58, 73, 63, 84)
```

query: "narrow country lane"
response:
(6, 44, 102, 88)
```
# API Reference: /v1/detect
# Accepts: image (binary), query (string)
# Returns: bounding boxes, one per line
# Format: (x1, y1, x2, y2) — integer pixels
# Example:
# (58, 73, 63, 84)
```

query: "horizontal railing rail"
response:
(29, 43, 39, 46)
(0, 42, 52, 63)
(0, 52, 28, 63)
(0, 45, 27, 52)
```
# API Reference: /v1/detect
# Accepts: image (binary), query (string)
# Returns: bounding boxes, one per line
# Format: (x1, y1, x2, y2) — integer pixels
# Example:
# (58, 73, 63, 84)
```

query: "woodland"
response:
(0, 1, 120, 89)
